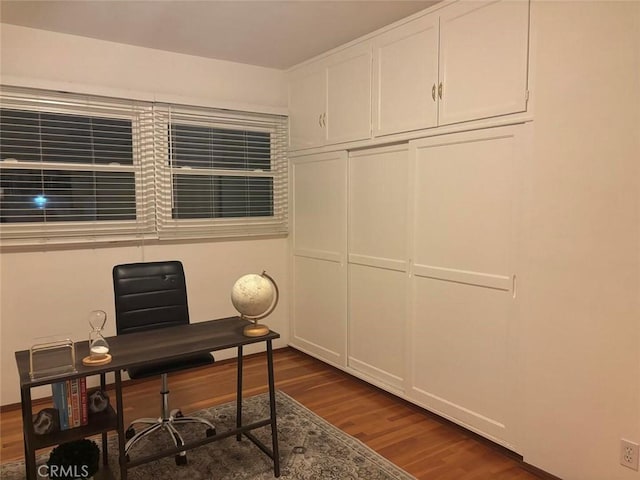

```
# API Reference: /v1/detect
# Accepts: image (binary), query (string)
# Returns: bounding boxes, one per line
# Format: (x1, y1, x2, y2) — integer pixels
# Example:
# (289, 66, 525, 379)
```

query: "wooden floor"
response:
(1, 347, 544, 479)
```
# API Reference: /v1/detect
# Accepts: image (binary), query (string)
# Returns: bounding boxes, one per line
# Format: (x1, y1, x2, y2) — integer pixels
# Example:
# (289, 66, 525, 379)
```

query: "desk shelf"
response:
(31, 406, 117, 450)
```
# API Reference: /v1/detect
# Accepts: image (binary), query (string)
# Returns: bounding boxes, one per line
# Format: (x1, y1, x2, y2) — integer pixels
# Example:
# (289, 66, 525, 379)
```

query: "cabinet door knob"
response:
(432, 84, 436, 101)
(438, 82, 443, 99)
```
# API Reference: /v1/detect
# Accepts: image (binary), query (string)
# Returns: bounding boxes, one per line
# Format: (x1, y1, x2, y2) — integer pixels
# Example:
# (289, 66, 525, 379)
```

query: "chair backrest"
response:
(113, 261, 190, 335)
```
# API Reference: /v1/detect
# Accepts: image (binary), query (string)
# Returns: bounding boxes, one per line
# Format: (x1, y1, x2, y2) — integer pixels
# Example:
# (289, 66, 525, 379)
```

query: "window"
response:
(155, 105, 288, 239)
(0, 88, 155, 244)
(170, 125, 272, 219)
(0, 110, 136, 223)
(0, 87, 288, 245)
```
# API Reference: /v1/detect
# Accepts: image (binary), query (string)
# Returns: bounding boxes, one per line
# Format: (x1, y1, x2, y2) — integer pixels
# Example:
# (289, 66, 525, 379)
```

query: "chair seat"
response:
(128, 352, 214, 379)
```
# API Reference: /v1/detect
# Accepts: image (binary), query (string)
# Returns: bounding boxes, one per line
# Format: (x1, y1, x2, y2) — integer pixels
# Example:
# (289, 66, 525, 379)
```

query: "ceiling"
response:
(0, 1, 439, 70)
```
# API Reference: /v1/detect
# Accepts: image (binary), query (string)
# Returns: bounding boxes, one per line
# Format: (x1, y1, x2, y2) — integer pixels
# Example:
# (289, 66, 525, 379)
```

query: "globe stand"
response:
(243, 319, 270, 337)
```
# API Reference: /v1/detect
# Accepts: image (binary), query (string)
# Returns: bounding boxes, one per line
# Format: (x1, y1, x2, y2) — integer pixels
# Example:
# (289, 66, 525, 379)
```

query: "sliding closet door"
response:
(348, 145, 409, 392)
(290, 151, 347, 367)
(408, 125, 523, 449)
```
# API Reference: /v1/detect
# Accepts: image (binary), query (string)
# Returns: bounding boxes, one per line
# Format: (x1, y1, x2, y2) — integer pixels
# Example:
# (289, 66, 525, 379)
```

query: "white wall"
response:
(0, 23, 287, 113)
(521, 2, 640, 479)
(0, 25, 289, 405)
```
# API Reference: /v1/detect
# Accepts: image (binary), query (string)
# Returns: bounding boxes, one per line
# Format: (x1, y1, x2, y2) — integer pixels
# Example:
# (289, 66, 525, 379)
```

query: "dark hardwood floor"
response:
(0, 347, 544, 479)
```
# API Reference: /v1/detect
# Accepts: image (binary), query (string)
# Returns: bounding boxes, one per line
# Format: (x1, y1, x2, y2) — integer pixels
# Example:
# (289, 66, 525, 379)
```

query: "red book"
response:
(70, 379, 80, 428)
(79, 377, 88, 426)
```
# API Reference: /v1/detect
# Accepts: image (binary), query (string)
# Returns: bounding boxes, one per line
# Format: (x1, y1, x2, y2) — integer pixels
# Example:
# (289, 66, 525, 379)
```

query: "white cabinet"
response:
(347, 145, 409, 391)
(407, 125, 523, 448)
(326, 45, 372, 145)
(290, 151, 347, 367)
(288, 67, 326, 149)
(438, 0, 530, 125)
(289, 43, 372, 150)
(373, 0, 530, 137)
(372, 14, 439, 136)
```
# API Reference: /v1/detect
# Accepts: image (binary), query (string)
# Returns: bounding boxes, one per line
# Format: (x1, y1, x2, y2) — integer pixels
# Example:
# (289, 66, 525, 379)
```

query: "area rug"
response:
(1, 391, 415, 479)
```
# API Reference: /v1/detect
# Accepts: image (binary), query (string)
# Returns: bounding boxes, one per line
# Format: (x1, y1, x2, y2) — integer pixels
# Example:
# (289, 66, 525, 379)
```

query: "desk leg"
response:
(236, 345, 243, 441)
(21, 386, 37, 480)
(115, 370, 127, 480)
(267, 339, 280, 477)
(100, 373, 108, 466)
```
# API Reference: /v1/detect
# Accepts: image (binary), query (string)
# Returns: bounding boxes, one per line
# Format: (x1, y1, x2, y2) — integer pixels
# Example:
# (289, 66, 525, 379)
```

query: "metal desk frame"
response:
(15, 317, 280, 480)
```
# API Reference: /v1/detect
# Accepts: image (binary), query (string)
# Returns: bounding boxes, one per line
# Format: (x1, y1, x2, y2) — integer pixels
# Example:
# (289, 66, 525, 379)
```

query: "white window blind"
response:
(0, 86, 288, 245)
(154, 104, 288, 239)
(0, 87, 155, 245)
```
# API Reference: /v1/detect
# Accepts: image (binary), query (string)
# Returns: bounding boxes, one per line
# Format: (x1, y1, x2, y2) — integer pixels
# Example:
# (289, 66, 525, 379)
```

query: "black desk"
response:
(15, 316, 281, 480)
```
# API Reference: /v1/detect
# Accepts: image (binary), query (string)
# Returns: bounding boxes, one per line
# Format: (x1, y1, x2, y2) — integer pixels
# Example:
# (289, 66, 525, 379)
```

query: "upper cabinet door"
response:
(289, 42, 372, 151)
(438, 0, 530, 125)
(288, 66, 327, 150)
(326, 43, 372, 145)
(373, 14, 439, 137)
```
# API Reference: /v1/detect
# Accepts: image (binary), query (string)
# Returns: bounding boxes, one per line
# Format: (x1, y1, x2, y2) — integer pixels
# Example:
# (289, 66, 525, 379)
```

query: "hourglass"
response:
(82, 310, 112, 366)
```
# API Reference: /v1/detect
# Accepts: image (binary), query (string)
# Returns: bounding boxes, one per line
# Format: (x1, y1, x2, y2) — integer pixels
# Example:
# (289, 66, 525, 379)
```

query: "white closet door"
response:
(408, 126, 523, 449)
(291, 151, 347, 366)
(348, 145, 409, 390)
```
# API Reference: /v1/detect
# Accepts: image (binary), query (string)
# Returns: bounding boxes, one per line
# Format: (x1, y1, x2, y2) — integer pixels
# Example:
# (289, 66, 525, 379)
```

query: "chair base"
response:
(125, 409, 216, 464)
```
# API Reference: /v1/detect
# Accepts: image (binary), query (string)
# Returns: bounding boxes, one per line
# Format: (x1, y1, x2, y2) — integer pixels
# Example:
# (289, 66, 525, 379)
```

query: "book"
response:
(51, 381, 69, 430)
(70, 379, 80, 428)
(79, 377, 88, 426)
(65, 380, 73, 428)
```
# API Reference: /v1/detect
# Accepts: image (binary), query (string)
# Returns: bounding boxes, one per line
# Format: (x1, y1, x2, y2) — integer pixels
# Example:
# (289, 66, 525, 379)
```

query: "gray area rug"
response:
(2, 391, 415, 479)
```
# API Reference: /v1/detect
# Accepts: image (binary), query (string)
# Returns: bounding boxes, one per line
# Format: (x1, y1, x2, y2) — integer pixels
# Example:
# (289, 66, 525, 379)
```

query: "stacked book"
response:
(51, 378, 88, 430)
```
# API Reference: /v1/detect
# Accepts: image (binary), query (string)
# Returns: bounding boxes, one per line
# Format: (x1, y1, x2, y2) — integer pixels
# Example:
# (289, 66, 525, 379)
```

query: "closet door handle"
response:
(438, 82, 443, 100)
(432, 84, 436, 101)
(318, 113, 322, 127)
(322, 112, 327, 127)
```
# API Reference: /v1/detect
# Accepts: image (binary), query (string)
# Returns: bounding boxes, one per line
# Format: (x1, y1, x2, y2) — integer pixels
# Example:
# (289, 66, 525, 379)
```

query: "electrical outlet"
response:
(620, 439, 639, 470)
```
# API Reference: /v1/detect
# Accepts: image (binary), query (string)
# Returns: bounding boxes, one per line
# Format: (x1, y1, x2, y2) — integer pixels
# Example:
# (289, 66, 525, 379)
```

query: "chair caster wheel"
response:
(206, 427, 216, 437)
(125, 427, 135, 440)
(175, 453, 188, 466)
(171, 409, 184, 418)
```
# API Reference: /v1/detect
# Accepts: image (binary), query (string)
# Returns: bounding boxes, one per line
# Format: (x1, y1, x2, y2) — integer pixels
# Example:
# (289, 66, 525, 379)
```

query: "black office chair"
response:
(112, 260, 216, 465)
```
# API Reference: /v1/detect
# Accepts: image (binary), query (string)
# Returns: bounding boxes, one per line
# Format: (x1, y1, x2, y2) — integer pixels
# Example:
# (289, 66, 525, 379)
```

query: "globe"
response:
(231, 271, 279, 337)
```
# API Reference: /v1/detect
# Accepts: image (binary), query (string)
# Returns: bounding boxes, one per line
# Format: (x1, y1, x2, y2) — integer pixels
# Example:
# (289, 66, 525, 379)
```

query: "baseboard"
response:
(522, 462, 563, 480)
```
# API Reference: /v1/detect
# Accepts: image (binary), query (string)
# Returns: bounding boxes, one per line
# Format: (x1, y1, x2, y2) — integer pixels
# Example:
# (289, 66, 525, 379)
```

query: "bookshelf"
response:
(15, 341, 123, 480)
(30, 406, 117, 450)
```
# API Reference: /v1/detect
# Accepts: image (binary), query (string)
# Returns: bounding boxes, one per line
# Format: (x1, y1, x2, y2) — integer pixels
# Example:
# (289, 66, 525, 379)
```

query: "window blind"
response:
(0, 86, 288, 245)
(154, 104, 288, 239)
(0, 87, 155, 245)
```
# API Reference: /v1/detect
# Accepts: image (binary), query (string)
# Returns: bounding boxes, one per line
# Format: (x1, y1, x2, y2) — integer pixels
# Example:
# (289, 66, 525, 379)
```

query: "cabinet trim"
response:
(413, 264, 511, 291)
(294, 248, 343, 264)
(349, 143, 408, 157)
(348, 254, 407, 272)
(288, 114, 532, 156)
